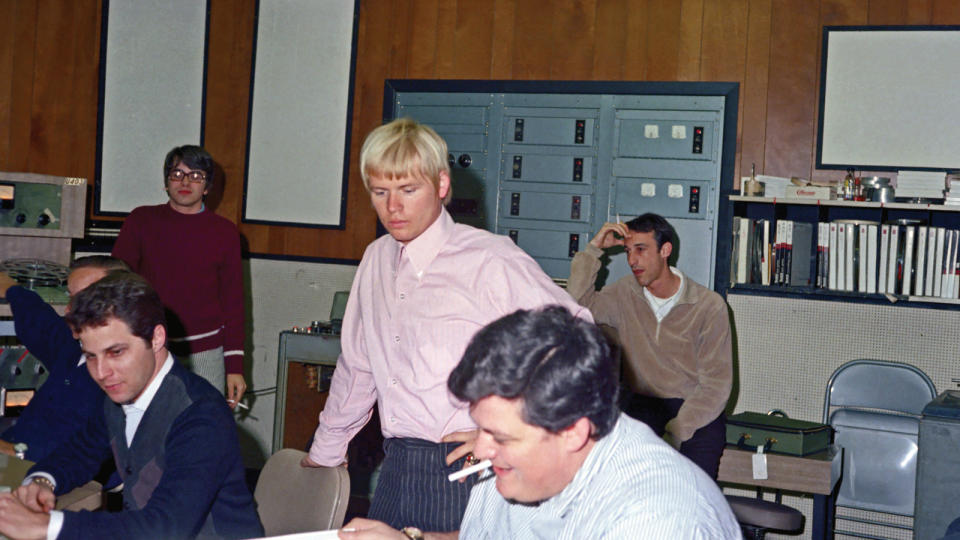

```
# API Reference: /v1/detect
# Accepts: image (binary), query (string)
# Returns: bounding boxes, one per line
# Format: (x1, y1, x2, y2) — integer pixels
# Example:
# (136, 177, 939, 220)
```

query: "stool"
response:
(726, 495, 804, 539)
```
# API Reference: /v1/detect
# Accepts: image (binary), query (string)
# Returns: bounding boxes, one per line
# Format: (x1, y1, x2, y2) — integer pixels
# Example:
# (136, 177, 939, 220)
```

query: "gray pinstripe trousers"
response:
(368, 437, 478, 532)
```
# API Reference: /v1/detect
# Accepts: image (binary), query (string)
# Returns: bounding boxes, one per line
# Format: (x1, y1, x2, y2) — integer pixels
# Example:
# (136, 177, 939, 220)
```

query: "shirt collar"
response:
(122, 352, 175, 414)
(396, 207, 454, 276)
(643, 267, 684, 303)
(630, 266, 695, 304)
(536, 415, 624, 515)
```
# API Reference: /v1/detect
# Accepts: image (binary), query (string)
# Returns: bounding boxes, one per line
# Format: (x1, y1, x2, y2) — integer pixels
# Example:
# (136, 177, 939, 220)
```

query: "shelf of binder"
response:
(729, 215, 960, 309)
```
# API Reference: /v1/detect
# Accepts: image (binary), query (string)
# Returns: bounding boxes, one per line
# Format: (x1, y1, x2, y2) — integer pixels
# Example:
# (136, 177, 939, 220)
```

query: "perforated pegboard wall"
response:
(728, 293, 957, 539)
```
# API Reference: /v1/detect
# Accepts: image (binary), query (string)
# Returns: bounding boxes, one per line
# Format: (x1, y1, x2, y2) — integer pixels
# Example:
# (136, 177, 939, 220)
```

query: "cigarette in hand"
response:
(447, 459, 492, 482)
(227, 399, 249, 410)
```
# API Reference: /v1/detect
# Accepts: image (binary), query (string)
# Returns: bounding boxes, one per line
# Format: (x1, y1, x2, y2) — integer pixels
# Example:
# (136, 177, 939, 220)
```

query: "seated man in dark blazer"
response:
(0, 272, 263, 540)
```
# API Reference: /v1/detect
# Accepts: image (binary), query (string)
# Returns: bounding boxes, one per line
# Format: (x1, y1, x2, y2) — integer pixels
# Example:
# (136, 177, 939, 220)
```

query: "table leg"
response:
(812, 492, 837, 540)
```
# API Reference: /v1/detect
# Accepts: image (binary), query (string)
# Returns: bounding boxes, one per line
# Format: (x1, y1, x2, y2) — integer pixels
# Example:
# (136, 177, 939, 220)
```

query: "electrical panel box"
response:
(384, 81, 737, 291)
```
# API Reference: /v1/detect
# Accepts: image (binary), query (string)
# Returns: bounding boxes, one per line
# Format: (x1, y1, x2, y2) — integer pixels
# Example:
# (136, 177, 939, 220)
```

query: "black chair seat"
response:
(726, 495, 804, 532)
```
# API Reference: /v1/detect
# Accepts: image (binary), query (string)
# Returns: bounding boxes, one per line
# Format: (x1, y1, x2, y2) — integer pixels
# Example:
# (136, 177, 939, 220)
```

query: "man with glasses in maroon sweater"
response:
(112, 145, 248, 410)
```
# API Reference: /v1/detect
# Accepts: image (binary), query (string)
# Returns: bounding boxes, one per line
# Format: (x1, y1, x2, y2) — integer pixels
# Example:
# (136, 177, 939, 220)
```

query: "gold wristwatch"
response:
(31, 476, 55, 491)
(401, 526, 424, 539)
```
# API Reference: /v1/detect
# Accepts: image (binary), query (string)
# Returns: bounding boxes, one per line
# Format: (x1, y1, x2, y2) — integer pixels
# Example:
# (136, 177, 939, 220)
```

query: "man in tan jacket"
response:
(566, 213, 732, 479)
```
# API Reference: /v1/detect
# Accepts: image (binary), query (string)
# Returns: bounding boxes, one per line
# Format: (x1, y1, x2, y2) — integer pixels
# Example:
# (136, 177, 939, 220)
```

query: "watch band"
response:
(31, 476, 55, 492)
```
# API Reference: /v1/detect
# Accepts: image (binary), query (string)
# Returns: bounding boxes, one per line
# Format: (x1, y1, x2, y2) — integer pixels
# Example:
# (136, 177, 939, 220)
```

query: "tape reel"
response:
(0, 258, 69, 289)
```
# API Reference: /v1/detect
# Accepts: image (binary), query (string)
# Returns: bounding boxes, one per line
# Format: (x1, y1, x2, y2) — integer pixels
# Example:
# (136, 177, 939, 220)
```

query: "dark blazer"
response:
(31, 360, 263, 540)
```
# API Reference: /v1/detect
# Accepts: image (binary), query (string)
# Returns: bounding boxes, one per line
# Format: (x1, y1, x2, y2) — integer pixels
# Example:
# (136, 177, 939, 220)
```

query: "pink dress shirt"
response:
(308, 209, 591, 465)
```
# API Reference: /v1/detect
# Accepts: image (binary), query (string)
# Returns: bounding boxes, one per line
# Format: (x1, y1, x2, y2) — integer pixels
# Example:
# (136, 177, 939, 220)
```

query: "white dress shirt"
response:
(36, 353, 175, 540)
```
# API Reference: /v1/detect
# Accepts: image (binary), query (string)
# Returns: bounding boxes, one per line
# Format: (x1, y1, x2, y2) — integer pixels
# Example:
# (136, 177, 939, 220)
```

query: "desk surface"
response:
(0, 453, 33, 489)
(718, 445, 842, 495)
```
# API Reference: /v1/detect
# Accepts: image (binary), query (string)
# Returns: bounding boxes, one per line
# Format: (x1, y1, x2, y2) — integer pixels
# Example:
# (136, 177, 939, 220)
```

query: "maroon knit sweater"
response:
(112, 204, 244, 374)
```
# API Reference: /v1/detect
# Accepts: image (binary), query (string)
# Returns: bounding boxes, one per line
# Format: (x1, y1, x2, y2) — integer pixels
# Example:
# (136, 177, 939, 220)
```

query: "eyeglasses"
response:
(168, 169, 207, 184)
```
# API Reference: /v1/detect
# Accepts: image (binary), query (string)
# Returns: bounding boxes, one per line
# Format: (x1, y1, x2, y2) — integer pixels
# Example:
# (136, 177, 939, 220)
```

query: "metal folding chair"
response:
(823, 359, 936, 538)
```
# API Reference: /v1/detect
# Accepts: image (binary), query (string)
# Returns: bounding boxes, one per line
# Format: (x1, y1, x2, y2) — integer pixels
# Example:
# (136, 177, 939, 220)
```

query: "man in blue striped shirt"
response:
(339, 306, 740, 540)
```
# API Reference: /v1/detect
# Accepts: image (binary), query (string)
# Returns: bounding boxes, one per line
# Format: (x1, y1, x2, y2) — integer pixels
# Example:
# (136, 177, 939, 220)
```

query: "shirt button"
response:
(394, 336, 400, 343)
(390, 378, 398, 385)
(390, 416, 397, 423)
(399, 293, 406, 300)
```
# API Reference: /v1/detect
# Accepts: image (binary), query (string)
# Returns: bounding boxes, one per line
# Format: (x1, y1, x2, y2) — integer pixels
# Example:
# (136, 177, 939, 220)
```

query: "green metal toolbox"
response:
(726, 412, 832, 456)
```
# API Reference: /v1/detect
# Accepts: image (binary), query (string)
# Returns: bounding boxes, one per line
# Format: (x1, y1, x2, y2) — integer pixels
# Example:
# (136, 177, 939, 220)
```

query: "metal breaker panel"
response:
(386, 83, 734, 288)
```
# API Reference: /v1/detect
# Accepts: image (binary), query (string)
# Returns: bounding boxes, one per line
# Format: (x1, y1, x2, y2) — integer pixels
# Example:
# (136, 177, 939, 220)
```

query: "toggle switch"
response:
(510, 193, 520, 216)
(692, 126, 704, 154)
(568, 234, 580, 257)
(689, 186, 700, 213)
(571, 196, 581, 220)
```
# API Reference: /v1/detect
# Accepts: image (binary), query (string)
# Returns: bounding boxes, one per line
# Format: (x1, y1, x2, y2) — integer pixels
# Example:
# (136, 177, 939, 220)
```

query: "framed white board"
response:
(242, 0, 358, 227)
(96, 0, 208, 214)
(818, 26, 960, 171)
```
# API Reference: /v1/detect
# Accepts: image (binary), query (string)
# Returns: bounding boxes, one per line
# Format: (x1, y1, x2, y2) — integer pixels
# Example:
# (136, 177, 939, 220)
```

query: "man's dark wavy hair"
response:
(448, 305, 619, 439)
(625, 213, 673, 249)
(65, 272, 166, 345)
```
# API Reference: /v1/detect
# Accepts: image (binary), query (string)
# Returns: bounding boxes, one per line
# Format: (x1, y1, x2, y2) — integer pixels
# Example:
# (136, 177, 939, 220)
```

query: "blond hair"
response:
(359, 118, 452, 203)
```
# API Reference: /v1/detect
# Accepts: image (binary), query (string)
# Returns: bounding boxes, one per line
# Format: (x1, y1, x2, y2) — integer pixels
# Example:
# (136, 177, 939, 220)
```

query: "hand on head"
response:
(590, 222, 629, 250)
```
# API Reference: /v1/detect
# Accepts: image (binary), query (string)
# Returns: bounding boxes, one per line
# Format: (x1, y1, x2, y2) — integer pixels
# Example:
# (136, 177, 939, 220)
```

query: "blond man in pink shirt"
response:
(302, 118, 590, 534)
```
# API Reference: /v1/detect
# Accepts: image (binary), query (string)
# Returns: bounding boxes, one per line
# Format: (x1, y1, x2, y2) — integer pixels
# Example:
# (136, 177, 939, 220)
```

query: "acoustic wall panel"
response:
(243, 0, 358, 227)
(96, 0, 208, 214)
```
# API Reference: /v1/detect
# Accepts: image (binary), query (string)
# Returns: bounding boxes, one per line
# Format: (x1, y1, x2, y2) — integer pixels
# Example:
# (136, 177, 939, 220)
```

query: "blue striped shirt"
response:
(459, 414, 741, 539)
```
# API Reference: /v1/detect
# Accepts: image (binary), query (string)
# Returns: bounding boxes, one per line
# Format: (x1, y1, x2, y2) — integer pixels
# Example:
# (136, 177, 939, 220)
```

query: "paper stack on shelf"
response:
(755, 175, 794, 198)
(944, 175, 960, 206)
(896, 170, 946, 200)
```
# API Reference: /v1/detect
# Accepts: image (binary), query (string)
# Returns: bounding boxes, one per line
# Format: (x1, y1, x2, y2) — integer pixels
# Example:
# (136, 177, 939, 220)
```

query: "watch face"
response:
(402, 526, 424, 539)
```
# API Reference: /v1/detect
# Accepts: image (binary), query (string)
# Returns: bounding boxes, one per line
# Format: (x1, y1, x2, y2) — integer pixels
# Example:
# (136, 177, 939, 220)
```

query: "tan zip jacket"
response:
(567, 243, 733, 442)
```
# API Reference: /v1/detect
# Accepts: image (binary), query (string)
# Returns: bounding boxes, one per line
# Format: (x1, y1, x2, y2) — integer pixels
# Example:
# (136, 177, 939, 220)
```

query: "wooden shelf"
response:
(729, 195, 960, 212)
(727, 284, 960, 309)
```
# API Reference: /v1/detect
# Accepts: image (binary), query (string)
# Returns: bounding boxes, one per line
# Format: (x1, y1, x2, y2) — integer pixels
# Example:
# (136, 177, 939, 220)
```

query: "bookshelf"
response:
(729, 196, 960, 213)
(725, 195, 960, 309)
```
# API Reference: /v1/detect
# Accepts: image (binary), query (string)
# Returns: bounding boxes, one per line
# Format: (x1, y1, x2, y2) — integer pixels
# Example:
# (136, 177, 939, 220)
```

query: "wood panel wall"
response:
(3, 0, 960, 261)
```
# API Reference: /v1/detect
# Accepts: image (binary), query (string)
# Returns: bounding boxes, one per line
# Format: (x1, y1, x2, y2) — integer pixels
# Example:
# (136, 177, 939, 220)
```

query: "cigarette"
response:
(227, 400, 250, 410)
(341, 528, 357, 533)
(448, 459, 492, 481)
(616, 213, 621, 224)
